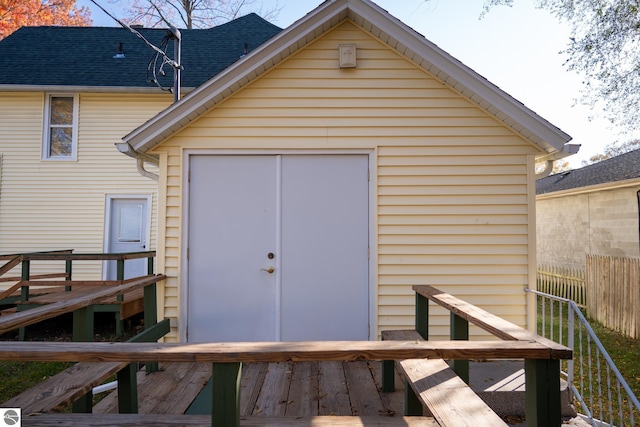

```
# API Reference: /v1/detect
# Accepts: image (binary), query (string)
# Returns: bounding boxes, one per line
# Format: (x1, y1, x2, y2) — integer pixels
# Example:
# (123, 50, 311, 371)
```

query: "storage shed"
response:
(118, 0, 576, 342)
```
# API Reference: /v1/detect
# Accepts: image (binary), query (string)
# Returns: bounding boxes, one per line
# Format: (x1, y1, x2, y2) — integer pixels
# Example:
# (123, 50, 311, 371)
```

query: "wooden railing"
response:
(0, 250, 163, 341)
(0, 285, 572, 427)
(382, 285, 573, 427)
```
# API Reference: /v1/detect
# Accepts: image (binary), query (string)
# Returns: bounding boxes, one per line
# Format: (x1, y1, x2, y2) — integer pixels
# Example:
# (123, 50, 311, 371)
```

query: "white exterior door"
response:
(187, 154, 369, 342)
(105, 196, 150, 280)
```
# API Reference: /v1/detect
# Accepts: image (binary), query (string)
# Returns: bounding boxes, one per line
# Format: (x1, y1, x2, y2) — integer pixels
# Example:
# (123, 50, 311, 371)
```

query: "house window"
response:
(43, 94, 78, 160)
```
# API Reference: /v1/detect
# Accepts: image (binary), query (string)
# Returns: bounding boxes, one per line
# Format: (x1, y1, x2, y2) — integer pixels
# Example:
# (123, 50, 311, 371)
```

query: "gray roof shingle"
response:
(536, 148, 640, 195)
(0, 13, 281, 89)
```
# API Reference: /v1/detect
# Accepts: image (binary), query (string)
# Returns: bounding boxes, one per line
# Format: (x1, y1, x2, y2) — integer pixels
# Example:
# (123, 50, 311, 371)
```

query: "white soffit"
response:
(123, 0, 572, 155)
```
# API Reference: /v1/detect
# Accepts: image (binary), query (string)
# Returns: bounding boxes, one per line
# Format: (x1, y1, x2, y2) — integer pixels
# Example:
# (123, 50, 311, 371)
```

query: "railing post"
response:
(147, 255, 154, 275)
(117, 363, 139, 414)
(525, 358, 562, 427)
(567, 303, 575, 402)
(211, 362, 242, 427)
(65, 258, 72, 292)
(404, 385, 423, 416)
(144, 281, 159, 373)
(415, 292, 429, 339)
(18, 259, 30, 340)
(116, 258, 125, 302)
(72, 305, 94, 413)
(450, 312, 469, 384)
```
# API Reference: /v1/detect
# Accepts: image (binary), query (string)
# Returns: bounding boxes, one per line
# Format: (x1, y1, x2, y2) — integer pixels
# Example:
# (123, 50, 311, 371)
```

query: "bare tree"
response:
(581, 139, 640, 166)
(116, 0, 281, 29)
(475, 0, 640, 133)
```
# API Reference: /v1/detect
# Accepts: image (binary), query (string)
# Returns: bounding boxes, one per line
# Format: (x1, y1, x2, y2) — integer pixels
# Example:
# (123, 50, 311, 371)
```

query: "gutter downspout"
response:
(137, 157, 158, 182)
(116, 142, 159, 181)
(536, 160, 554, 179)
(535, 143, 581, 179)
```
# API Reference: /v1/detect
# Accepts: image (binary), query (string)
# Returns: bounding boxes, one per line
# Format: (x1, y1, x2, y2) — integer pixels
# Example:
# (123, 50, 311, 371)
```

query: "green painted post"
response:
(450, 312, 470, 384)
(20, 259, 30, 302)
(144, 283, 159, 372)
(525, 359, 562, 427)
(117, 363, 138, 414)
(381, 359, 395, 392)
(415, 293, 429, 339)
(72, 306, 94, 413)
(18, 260, 30, 340)
(72, 306, 94, 343)
(404, 380, 423, 415)
(147, 255, 154, 275)
(116, 259, 125, 302)
(65, 259, 72, 292)
(211, 362, 242, 427)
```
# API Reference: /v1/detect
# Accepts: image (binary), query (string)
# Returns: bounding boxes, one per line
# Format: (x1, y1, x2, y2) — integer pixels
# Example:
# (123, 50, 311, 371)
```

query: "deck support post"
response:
(72, 305, 94, 413)
(117, 363, 139, 413)
(18, 260, 30, 340)
(404, 380, 423, 416)
(415, 293, 429, 339)
(144, 283, 159, 372)
(211, 362, 242, 427)
(450, 312, 469, 384)
(525, 358, 561, 427)
(65, 259, 72, 292)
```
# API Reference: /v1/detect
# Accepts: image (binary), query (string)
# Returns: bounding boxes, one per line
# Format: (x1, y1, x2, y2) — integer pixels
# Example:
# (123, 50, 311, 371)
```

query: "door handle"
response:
(260, 266, 275, 274)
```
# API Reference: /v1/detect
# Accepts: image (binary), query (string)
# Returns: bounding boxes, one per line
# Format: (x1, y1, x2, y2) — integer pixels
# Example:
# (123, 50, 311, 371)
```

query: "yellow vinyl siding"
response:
(0, 92, 170, 281)
(152, 21, 540, 341)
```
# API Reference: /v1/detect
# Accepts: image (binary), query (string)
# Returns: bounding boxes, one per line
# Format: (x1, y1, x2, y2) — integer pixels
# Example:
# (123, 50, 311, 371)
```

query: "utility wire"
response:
(88, 0, 180, 69)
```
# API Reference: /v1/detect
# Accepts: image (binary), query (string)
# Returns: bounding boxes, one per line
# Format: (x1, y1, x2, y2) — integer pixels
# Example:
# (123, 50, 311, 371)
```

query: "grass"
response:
(0, 360, 74, 403)
(537, 297, 640, 424)
(0, 312, 144, 404)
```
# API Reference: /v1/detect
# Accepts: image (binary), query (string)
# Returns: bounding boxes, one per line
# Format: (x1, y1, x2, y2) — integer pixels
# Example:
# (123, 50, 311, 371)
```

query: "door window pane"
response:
(118, 204, 143, 243)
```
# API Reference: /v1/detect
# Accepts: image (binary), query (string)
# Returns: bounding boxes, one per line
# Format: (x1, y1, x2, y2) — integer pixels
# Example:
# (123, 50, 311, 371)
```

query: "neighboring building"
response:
(118, 0, 577, 342)
(537, 149, 640, 270)
(0, 15, 281, 279)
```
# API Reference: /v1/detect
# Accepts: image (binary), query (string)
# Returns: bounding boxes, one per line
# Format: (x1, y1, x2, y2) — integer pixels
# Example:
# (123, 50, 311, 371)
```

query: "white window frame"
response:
(42, 93, 79, 161)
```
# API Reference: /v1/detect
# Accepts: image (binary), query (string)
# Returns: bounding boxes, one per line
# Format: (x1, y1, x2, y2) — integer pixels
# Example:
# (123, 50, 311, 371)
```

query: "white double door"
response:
(187, 154, 370, 342)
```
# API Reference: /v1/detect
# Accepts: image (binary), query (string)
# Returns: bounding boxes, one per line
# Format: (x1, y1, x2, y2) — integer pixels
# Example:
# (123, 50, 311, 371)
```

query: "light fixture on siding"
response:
(339, 44, 356, 68)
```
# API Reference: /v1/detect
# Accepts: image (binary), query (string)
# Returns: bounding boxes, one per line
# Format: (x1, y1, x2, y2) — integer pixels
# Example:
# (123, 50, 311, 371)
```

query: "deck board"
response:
(344, 361, 386, 416)
(318, 361, 351, 415)
(95, 361, 406, 418)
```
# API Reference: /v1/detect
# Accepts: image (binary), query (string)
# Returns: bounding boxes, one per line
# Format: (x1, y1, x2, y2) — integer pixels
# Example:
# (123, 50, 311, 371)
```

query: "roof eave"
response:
(125, 0, 572, 155)
(0, 84, 197, 93)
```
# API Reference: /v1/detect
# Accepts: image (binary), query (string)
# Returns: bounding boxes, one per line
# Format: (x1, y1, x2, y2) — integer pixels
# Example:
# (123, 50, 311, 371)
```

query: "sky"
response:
(77, 0, 632, 168)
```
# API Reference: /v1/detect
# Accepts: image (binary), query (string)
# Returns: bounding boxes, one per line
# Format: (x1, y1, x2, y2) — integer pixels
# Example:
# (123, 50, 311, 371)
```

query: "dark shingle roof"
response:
(0, 13, 281, 88)
(536, 148, 640, 195)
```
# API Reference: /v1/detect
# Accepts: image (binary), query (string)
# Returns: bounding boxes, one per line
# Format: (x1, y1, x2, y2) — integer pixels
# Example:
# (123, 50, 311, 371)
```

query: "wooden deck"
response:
(93, 361, 406, 418)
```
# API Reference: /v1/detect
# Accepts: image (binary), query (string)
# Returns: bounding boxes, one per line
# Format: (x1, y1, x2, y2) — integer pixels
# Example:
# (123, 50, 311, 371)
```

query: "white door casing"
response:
(104, 195, 151, 280)
(185, 153, 371, 342)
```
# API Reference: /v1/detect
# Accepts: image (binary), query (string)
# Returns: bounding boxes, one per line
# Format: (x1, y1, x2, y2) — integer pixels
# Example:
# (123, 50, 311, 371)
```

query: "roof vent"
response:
(113, 42, 125, 59)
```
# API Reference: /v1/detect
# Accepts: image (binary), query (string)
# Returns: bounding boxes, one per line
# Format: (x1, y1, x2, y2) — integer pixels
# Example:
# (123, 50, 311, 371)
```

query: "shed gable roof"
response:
(122, 0, 573, 157)
(536, 148, 640, 195)
(0, 13, 281, 89)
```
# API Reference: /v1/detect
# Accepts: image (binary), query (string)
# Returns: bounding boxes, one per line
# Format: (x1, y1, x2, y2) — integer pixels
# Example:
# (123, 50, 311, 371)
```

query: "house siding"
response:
(150, 21, 540, 341)
(0, 92, 170, 280)
(537, 185, 640, 270)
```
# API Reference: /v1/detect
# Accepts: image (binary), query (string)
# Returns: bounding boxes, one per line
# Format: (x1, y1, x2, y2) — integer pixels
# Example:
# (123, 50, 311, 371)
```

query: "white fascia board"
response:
(125, 0, 571, 154)
(124, 0, 351, 153)
(347, 0, 572, 153)
(0, 84, 195, 94)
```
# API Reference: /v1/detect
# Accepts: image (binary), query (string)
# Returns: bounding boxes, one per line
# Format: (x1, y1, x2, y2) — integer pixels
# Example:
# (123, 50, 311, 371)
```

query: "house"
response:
(536, 148, 640, 270)
(0, 15, 281, 279)
(117, 0, 578, 343)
